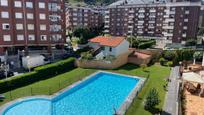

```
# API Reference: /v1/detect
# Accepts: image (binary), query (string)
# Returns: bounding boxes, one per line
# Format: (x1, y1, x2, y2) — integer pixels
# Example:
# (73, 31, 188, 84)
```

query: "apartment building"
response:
(104, 0, 201, 44)
(0, 0, 66, 54)
(66, 5, 104, 30)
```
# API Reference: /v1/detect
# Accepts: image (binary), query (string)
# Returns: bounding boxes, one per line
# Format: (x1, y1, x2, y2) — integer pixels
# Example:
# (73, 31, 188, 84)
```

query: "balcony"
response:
(139, 10, 145, 13)
(128, 25, 133, 28)
(149, 15, 156, 18)
(164, 19, 175, 23)
(184, 19, 188, 22)
(162, 32, 173, 37)
(104, 30, 109, 33)
(138, 21, 144, 23)
(105, 11, 110, 14)
(129, 15, 134, 18)
(104, 25, 109, 28)
(138, 15, 145, 18)
(150, 9, 156, 13)
(183, 26, 187, 30)
(163, 26, 174, 30)
(148, 21, 155, 23)
(105, 15, 110, 18)
(129, 10, 134, 13)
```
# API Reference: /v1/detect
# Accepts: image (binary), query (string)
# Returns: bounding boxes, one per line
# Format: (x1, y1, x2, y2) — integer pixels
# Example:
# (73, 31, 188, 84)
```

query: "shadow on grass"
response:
(113, 64, 140, 71)
(161, 111, 172, 115)
(146, 107, 162, 115)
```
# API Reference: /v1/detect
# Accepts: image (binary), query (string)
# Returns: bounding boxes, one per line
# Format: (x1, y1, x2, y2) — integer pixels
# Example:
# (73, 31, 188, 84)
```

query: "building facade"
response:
(104, 0, 201, 44)
(0, 0, 66, 54)
(66, 5, 104, 30)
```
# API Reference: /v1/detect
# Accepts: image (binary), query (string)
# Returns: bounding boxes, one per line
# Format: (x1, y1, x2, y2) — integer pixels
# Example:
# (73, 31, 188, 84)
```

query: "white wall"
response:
(115, 40, 129, 56)
(102, 40, 129, 57)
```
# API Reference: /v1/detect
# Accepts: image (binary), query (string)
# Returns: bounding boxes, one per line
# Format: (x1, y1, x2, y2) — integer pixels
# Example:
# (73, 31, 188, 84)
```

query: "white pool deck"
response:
(0, 71, 146, 115)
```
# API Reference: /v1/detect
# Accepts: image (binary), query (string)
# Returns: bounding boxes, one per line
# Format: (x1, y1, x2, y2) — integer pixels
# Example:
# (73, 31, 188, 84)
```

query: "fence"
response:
(123, 72, 150, 114)
(3, 70, 91, 102)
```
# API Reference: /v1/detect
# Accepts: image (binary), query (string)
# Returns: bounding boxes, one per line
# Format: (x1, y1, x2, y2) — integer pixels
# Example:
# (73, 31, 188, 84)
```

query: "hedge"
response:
(138, 40, 156, 49)
(0, 72, 38, 93)
(34, 57, 76, 77)
(0, 57, 76, 93)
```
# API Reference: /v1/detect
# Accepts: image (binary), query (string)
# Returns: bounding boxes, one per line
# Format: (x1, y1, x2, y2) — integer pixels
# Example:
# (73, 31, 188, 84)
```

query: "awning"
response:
(183, 72, 204, 84)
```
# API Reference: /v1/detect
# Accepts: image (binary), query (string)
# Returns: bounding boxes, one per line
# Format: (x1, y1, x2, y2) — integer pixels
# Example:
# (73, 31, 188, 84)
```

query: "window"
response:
(3, 35, 11, 41)
(17, 35, 24, 40)
(28, 35, 35, 40)
(27, 24, 34, 30)
(39, 13, 46, 20)
(40, 35, 47, 41)
(27, 13, 33, 19)
(39, 2, 45, 9)
(40, 25, 46, 30)
(109, 47, 112, 52)
(2, 23, 10, 30)
(14, 1, 22, 8)
(16, 24, 23, 30)
(15, 12, 23, 19)
(1, 11, 9, 18)
(26, 2, 33, 8)
(0, 0, 8, 6)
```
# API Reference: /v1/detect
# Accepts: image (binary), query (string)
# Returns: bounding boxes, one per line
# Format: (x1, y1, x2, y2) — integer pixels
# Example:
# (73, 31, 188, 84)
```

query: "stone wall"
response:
(76, 52, 131, 69)
(128, 56, 151, 65)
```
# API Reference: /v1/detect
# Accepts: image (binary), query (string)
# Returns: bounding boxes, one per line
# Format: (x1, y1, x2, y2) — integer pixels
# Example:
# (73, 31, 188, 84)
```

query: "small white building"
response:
(89, 36, 129, 59)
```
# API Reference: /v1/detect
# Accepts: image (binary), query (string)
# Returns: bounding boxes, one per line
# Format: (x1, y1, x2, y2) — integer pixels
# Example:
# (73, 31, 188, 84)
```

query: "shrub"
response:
(167, 61, 173, 67)
(144, 88, 161, 110)
(140, 64, 147, 71)
(193, 51, 203, 60)
(105, 55, 116, 61)
(0, 72, 38, 93)
(163, 51, 176, 61)
(159, 58, 167, 66)
(138, 40, 156, 49)
(81, 51, 93, 60)
(34, 57, 76, 78)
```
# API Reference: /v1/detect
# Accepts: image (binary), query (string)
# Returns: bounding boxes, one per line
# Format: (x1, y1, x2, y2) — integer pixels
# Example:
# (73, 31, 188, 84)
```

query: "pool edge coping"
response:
(0, 70, 146, 115)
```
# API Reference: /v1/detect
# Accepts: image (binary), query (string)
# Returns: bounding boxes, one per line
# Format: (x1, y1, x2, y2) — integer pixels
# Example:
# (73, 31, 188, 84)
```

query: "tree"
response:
(198, 27, 204, 36)
(163, 51, 176, 61)
(140, 64, 147, 72)
(126, 36, 139, 48)
(144, 88, 161, 110)
(193, 51, 202, 64)
(72, 27, 103, 44)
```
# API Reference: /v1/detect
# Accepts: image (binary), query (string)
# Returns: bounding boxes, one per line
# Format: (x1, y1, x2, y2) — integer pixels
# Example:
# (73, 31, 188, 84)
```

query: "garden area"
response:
(159, 49, 203, 67)
(0, 58, 170, 115)
(126, 36, 156, 49)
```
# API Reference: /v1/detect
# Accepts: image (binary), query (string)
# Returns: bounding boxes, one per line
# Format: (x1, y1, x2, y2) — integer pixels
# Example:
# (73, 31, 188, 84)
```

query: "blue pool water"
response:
(3, 72, 140, 115)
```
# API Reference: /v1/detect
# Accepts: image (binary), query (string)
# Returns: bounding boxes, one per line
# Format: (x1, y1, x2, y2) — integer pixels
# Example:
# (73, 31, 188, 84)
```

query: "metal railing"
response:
(2, 71, 91, 102)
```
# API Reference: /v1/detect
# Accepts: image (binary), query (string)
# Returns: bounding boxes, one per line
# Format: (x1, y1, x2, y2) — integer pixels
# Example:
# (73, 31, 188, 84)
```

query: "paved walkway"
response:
(162, 66, 180, 115)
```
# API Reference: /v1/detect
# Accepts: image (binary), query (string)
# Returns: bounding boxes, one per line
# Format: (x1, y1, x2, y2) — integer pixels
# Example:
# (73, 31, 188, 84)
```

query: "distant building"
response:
(65, 5, 104, 30)
(104, 0, 202, 44)
(0, 0, 66, 54)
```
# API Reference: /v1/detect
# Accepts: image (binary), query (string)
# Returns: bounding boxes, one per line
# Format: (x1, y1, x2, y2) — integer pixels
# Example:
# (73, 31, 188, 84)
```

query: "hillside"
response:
(66, 0, 117, 6)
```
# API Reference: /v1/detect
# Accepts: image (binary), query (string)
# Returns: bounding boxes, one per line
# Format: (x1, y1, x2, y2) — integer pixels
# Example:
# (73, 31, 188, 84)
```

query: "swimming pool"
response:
(2, 71, 145, 115)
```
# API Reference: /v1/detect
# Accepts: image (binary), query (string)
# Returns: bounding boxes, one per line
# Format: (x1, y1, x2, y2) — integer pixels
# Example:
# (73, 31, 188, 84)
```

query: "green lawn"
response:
(0, 64, 170, 115)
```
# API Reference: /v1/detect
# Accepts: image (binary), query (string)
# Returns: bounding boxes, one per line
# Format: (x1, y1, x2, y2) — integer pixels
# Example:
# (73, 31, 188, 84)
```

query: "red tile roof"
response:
(89, 36, 125, 47)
